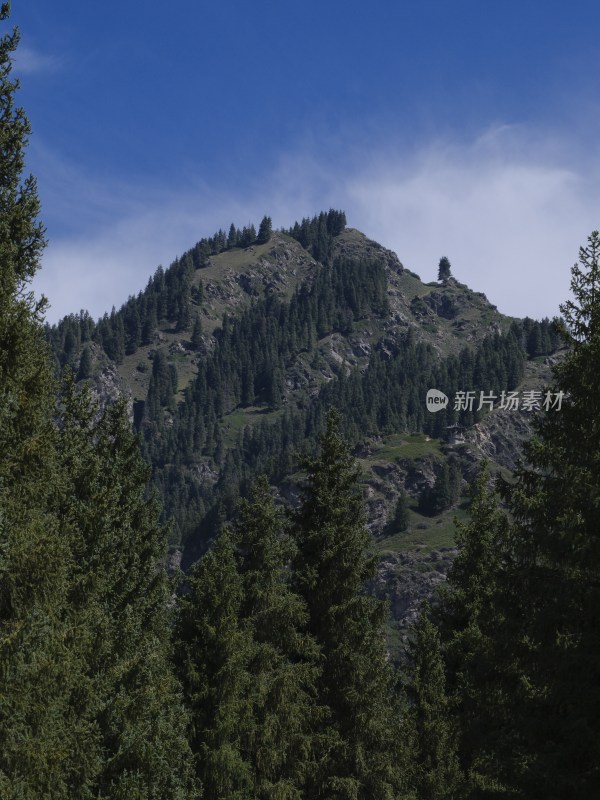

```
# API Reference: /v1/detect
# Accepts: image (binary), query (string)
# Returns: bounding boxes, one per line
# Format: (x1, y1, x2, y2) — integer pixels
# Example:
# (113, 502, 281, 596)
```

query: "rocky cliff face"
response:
(52, 220, 559, 654)
(76, 343, 133, 421)
(377, 547, 456, 636)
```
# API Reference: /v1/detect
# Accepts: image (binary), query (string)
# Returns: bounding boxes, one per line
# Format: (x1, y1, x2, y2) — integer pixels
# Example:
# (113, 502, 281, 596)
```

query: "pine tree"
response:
(191, 313, 203, 350)
(436, 465, 515, 795)
(0, 8, 79, 795)
(228, 222, 239, 248)
(405, 604, 463, 800)
(107, 308, 125, 363)
(175, 532, 255, 799)
(391, 490, 410, 533)
(176, 295, 191, 332)
(257, 215, 273, 244)
(419, 462, 460, 516)
(0, 13, 198, 794)
(495, 231, 600, 797)
(526, 324, 542, 358)
(176, 479, 322, 798)
(124, 302, 141, 354)
(438, 257, 451, 282)
(77, 343, 93, 380)
(292, 410, 404, 799)
(142, 300, 158, 345)
(434, 251, 600, 793)
(230, 477, 322, 798)
(56, 378, 196, 799)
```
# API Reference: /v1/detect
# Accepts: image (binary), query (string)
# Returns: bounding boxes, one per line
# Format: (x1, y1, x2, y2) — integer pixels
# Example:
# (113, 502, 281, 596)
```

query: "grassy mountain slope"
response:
(47, 213, 563, 652)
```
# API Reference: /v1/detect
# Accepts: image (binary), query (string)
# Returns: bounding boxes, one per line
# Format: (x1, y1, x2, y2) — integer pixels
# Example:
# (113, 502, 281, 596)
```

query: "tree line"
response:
(4, 9, 597, 797)
(43, 196, 561, 552)
(0, 49, 412, 792)
(407, 233, 600, 798)
(139, 287, 536, 549)
(45, 210, 347, 369)
(0, 17, 400, 796)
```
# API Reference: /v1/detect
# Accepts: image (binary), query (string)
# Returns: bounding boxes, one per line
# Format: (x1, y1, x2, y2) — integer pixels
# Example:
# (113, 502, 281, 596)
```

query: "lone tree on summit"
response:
(256, 215, 273, 244)
(438, 256, 452, 282)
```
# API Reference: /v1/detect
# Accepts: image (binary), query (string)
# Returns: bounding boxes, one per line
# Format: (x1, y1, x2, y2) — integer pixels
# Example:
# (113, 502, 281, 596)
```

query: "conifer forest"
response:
(2, 7, 599, 799)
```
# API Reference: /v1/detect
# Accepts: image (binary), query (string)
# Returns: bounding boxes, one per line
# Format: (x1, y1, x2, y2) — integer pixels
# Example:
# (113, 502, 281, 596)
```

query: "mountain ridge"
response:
(45, 212, 563, 645)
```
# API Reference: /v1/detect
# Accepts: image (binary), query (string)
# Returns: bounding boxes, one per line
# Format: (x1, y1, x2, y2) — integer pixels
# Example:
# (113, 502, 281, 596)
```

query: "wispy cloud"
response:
(13, 44, 63, 75)
(33, 125, 600, 323)
(339, 128, 596, 320)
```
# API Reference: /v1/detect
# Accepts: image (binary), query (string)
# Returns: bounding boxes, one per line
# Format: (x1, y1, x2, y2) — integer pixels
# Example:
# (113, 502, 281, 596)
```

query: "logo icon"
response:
(426, 388, 448, 412)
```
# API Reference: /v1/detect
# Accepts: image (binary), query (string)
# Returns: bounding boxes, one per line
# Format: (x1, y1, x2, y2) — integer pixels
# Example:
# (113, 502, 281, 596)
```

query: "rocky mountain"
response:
(46, 211, 563, 652)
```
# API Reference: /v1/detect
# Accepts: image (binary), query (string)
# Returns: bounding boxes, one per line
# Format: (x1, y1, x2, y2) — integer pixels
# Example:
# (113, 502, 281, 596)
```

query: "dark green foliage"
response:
(77, 343, 93, 380)
(292, 411, 404, 799)
(56, 379, 196, 799)
(0, 12, 75, 795)
(286, 209, 347, 263)
(231, 477, 323, 797)
(433, 235, 600, 797)
(438, 256, 451, 282)
(256, 215, 273, 244)
(123, 300, 141, 353)
(102, 306, 125, 363)
(391, 490, 410, 533)
(239, 223, 257, 247)
(176, 479, 320, 798)
(405, 605, 463, 800)
(176, 295, 191, 332)
(228, 222, 239, 248)
(190, 313, 203, 350)
(492, 232, 600, 797)
(520, 315, 562, 358)
(0, 18, 195, 794)
(175, 531, 254, 798)
(419, 461, 461, 516)
(146, 349, 176, 421)
(436, 466, 514, 795)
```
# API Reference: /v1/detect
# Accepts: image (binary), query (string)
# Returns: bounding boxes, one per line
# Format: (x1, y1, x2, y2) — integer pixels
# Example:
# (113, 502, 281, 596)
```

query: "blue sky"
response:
(12, 1, 600, 322)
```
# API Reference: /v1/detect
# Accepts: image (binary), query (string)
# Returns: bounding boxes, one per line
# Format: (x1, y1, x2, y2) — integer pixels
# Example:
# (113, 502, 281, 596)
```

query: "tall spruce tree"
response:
(0, 7, 79, 796)
(436, 466, 515, 796)
(292, 410, 404, 799)
(77, 343, 93, 380)
(405, 604, 463, 800)
(55, 379, 196, 799)
(494, 232, 600, 798)
(230, 477, 323, 798)
(391, 489, 410, 533)
(438, 257, 451, 282)
(257, 215, 273, 244)
(191, 313, 203, 350)
(435, 235, 600, 798)
(175, 531, 255, 799)
(176, 478, 322, 799)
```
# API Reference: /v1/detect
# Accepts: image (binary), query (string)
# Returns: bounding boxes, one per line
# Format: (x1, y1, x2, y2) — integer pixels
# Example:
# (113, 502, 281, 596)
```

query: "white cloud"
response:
(33, 125, 600, 323)
(13, 45, 63, 75)
(35, 174, 269, 321)
(340, 130, 595, 320)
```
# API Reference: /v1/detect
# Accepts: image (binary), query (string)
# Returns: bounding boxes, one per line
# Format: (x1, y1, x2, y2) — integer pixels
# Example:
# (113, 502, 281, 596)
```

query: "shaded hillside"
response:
(46, 212, 563, 587)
